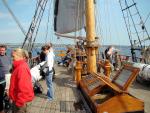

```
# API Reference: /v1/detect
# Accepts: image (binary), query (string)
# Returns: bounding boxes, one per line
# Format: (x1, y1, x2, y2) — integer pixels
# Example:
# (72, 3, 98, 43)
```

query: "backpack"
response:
(39, 62, 49, 78)
(33, 82, 43, 94)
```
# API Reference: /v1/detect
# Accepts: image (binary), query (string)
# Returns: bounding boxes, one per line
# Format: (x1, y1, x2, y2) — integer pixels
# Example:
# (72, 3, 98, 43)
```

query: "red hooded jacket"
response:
(9, 60, 34, 107)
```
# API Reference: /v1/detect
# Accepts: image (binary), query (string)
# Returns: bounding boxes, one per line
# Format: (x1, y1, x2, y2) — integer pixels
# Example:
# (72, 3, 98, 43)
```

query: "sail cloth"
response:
(54, 0, 85, 34)
(55, 32, 85, 40)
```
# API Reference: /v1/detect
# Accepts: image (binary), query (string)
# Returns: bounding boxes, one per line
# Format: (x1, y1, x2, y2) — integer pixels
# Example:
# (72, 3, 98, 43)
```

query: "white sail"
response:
(54, 0, 85, 34)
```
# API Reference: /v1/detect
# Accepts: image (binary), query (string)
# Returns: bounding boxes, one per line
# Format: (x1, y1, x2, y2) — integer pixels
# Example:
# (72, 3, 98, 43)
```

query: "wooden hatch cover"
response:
(92, 65, 140, 93)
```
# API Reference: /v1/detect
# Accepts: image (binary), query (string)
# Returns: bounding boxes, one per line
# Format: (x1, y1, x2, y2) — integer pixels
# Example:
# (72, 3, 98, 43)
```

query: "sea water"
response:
(6, 45, 141, 62)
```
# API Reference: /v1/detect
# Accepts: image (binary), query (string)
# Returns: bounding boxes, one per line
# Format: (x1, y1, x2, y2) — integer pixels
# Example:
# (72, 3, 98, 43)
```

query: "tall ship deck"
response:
(26, 64, 150, 113)
(27, 65, 91, 113)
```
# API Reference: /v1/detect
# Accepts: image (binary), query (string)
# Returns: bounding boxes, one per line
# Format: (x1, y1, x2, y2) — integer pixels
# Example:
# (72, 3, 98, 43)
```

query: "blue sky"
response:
(0, 0, 150, 45)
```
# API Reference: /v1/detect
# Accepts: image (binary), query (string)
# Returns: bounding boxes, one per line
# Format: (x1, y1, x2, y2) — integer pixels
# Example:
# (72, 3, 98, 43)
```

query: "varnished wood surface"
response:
(111, 71, 150, 113)
(79, 66, 150, 113)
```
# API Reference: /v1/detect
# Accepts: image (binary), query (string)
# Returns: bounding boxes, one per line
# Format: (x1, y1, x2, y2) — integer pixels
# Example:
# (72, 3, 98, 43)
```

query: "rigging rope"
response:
(110, 1, 122, 47)
(2, 0, 26, 36)
(74, 0, 81, 60)
(119, 0, 133, 47)
(106, 0, 112, 43)
(126, 3, 133, 43)
(144, 12, 150, 24)
(22, 0, 43, 49)
(45, 0, 52, 43)
(49, 0, 55, 43)
(22, 0, 48, 52)
(95, 0, 104, 60)
(31, 0, 48, 51)
(95, 1, 102, 44)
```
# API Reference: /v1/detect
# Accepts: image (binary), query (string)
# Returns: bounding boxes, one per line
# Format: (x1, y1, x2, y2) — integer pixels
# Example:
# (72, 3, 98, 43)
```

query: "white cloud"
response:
(0, 11, 11, 19)
(0, 27, 25, 43)
(0, 27, 20, 35)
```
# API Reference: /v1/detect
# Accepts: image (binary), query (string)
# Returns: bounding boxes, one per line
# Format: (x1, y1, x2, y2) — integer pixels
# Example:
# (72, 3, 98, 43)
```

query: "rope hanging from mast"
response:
(144, 12, 150, 24)
(45, 0, 53, 43)
(22, 0, 48, 52)
(2, 0, 26, 36)
(75, 0, 83, 61)
(119, 0, 150, 62)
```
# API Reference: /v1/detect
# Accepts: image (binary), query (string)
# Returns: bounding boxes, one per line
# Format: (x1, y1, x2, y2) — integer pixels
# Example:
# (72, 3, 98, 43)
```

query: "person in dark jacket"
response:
(40, 44, 56, 80)
(0, 45, 10, 113)
(9, 48, 34, 113)
(40, 46, 46, 62)
(104, 46, 114, 63)
(43, 45, 55, 101)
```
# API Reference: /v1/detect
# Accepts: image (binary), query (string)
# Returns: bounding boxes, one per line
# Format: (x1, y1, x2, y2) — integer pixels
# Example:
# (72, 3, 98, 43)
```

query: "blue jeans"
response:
(45, 71, 54, 100)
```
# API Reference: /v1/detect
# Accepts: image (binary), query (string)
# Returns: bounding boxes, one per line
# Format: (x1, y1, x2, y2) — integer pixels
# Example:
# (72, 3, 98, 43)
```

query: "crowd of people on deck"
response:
(57, 46, 73, 67)
(57, 41, 86, 70)
(0, 43, 55, 113)
(57, 42, 121, 72)
(0, 42, 123, 113)
(104, 46, 121, 71)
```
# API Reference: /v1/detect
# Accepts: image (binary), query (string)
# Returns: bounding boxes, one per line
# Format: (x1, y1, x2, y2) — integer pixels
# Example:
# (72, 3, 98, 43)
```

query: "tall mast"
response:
(85, 0, 97, 73)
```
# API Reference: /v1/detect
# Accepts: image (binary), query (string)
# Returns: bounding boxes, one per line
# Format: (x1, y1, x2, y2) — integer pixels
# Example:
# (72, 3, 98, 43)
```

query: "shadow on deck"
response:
(27, 65, 91, 113)
(5, 65, 150, 113)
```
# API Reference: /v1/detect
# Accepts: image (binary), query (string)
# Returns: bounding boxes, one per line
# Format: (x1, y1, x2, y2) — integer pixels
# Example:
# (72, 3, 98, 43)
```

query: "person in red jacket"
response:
(9, 48, 34, 113)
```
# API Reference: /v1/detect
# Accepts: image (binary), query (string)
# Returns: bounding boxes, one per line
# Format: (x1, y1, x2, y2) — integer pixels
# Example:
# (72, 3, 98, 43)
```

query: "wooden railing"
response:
(118, 55, 144, 63)
(29, 56, 40, 68)
(97, 52, 144, 64)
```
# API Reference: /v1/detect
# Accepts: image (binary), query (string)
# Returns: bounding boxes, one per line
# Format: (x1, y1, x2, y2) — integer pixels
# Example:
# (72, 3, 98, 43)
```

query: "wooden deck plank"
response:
(26, 64, 150, 113)
(26, 65, 90, 113)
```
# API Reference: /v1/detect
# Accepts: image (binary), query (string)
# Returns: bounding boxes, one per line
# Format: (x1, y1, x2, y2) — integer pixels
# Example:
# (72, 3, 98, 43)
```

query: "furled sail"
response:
(55, 32, 85, 40)
(54, 0, 85, 34)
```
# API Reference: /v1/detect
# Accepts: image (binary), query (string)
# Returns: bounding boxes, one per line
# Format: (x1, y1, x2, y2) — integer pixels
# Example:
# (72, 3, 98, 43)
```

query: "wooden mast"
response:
(85, 0, 97, 73)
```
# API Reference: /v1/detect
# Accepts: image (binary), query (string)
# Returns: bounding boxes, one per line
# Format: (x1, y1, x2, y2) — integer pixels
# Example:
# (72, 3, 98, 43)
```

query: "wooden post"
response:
(85, 0, 97, 73)
(75, 61, 82, 85)
(104, 60, 111, 78)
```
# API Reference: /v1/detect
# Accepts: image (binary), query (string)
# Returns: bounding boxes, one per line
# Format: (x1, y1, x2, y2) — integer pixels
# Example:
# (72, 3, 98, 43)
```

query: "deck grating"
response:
(60, 101, 76, 112)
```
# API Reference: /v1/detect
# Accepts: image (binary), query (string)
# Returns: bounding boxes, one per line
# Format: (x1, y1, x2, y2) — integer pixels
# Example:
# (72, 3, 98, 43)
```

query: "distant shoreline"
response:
(1, 43, 132, 48)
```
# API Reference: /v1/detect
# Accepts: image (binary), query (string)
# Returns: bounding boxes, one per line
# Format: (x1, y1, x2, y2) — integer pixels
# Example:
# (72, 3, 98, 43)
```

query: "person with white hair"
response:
(9, 48, 34, 113)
